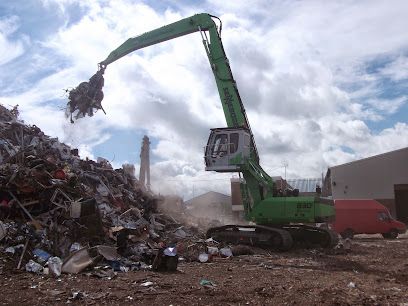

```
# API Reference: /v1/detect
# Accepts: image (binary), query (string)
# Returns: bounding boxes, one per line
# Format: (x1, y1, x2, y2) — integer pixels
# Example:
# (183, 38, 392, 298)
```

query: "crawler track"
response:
(206, 225, 293, 251)
(281, 224, 339, 248)
(206, 224, 339, 251)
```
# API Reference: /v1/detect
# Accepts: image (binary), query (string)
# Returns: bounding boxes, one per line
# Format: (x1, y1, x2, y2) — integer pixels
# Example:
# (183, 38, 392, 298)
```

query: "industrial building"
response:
(287, 178, 323, 196)
(324, 147, 408, 223)
(185, 191, 233, 223)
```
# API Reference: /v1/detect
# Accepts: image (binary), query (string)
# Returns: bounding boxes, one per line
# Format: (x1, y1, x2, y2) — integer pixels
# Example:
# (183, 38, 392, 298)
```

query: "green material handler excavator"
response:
(67, 13, 338, 250)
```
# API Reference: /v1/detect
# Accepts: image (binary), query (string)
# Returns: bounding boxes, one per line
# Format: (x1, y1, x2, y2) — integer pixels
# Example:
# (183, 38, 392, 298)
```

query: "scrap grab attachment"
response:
(66, 67, 106, 123)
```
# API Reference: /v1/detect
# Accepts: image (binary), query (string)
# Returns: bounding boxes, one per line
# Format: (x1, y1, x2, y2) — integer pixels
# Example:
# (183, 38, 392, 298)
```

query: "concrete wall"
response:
(230, 178, 244, 211)
(331, 147, 408, 200)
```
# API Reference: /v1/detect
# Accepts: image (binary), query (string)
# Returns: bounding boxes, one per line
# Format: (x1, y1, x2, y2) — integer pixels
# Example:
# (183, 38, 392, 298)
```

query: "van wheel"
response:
(382, 229, 398, 239)
(340, 228, 354, 239)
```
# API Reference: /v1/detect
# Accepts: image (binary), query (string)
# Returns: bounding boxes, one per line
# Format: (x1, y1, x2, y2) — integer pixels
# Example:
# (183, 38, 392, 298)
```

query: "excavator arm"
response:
(67, 13, 273, 216)
(68, 13, 259, 159)
(67, 14, 338, 251)
(100, 14, 214, 67)
(99, 13, 259, 163)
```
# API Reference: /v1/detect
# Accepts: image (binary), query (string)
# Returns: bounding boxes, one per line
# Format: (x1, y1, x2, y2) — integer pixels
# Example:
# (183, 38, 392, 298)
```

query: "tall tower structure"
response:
(139, 135, 151, 191)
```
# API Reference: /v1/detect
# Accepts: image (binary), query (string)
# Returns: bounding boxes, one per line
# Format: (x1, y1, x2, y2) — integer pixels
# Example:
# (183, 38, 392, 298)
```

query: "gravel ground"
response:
(1, 234, 408, 305)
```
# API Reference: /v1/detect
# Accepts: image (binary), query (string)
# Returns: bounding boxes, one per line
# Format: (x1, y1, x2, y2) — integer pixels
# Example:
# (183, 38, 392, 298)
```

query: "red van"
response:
(332, 199, 406, 239)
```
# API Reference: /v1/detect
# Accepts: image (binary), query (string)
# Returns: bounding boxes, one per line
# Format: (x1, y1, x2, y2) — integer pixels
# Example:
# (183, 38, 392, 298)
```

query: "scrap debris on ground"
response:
(1, 234, 408, 305)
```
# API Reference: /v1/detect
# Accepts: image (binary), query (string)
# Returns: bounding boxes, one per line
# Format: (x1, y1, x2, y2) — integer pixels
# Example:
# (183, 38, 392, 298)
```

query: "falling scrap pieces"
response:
(66, 68, 106, 123)
(0, 104, 209, 275)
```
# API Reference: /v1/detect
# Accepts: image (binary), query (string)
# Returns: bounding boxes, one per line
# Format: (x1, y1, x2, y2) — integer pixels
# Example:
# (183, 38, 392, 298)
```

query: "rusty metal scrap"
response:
(66, 69, 106, 123)
(0, 104, 206, 274)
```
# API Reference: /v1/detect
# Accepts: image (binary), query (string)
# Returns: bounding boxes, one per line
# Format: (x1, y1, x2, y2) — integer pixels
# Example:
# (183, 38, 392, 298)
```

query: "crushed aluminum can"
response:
(48, 256, 63, 277)
(5, 247, 15, 254)
(26, 260, 43, 273)
(33, 249, 51, 263)
(173, 228, 187, 239)
(69, 242, 82, 253)
(220, 247, 233, 258)
(207, 246, 219, 255)
(198, 253, 211, 263)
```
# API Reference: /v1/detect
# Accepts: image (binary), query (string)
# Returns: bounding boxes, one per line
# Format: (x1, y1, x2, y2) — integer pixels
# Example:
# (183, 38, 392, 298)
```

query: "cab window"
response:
(230, 133, 239, 154)
(244, 134, 250, 147)
(212, 134, 228, 156)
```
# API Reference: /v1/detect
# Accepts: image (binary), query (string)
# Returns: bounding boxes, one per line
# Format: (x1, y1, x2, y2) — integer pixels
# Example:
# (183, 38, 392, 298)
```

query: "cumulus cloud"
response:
(0, 16, 27, 66)
(0, 0, 408, 198)
(379, 56, 408, 81)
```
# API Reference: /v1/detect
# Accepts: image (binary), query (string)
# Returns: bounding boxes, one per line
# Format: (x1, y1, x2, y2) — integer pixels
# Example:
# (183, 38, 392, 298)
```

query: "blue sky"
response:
(0, 0, 407, 198)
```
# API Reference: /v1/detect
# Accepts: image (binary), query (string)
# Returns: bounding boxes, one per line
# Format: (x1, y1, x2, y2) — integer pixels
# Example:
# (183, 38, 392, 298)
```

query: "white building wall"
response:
(331, 147, 408, 199)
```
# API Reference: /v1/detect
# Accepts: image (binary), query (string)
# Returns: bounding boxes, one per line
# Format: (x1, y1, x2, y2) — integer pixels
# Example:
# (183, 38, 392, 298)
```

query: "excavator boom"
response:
(66, 13, 338, 250)
(100, 14, 213, 67)
(96, 13, 259, 164)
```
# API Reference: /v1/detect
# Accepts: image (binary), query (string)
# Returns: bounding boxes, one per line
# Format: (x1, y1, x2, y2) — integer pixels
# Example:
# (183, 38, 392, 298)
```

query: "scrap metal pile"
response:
(0, 104, 214, 276)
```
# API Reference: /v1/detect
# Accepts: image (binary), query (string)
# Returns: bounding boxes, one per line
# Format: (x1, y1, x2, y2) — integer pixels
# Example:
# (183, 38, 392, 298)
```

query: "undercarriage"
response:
(206, 224, 339, 251)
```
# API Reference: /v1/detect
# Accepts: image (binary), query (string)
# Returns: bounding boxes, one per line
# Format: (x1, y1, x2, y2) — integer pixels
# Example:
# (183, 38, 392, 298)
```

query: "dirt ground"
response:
(1, 234, 408, 306)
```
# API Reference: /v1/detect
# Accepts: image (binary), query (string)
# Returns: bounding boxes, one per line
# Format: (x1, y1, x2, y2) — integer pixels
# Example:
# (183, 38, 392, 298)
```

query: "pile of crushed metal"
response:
(0, 104, 231, 278)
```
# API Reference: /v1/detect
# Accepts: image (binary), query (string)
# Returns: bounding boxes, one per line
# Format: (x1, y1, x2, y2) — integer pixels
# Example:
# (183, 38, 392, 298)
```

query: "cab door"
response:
(205, 132, 232, 171)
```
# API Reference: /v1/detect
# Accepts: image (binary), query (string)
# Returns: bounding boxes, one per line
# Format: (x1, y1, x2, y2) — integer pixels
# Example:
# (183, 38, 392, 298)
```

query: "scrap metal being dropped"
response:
(67, 13, 338, 250)
(66, 68, 106, 123)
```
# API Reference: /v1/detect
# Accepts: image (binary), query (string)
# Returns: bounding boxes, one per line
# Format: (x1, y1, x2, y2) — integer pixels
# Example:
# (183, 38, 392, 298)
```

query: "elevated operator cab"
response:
(204, 127, 251, 172)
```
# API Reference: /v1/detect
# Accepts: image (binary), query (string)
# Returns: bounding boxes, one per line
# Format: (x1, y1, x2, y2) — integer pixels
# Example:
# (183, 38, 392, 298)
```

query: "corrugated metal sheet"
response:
(287, 178, 322, 193)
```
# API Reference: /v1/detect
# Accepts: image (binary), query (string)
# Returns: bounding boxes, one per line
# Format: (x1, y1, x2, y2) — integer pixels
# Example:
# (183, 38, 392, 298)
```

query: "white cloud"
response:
(379, 56, 408, 81)
(39, 0, 89, 16)
(0, 16, 27, 66)
(366, 97, 407, 115)
(1, 0, 408, 198)
(353, 122, 408, 157)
